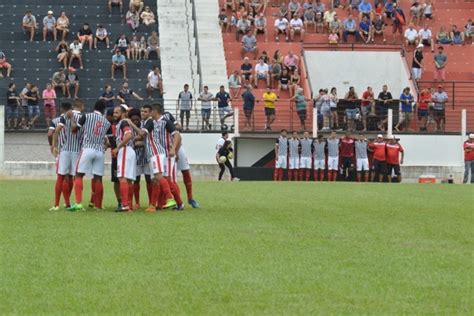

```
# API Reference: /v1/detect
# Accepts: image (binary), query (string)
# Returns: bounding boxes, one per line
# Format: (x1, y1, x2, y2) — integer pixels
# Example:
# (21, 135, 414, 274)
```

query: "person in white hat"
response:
(42, 10, 57, 41)
(463, 134, 474, 184)
(412, 43, 424, 81)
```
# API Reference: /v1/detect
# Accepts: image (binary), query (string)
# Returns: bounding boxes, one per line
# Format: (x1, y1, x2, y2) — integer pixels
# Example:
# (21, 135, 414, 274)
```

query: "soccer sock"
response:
(134, 182, 140, 206)
(328, 171, 333, 182)
(67, 177, 74, 197)
(146, 181, 153, 205)
(319, 170, 325, 181)
(333, 171, 338, 182)
(151, 182, 161, 207)
(168, 180, 183, 205)
(54, 175, 65, 207)
(119, 179, 129, 207)
(274, 168, 279, 181)
(279, 169, 284, 181)
(74, 176, 83, 204)
(128, 183, 134, 209)
(305, 169, 310, 181)
(90, 178, 96, 205)
(95, 181, 104, 209)
(62, 177, 71, 207)
(182, 170, 193, 200)
(158, 190, 166, 209)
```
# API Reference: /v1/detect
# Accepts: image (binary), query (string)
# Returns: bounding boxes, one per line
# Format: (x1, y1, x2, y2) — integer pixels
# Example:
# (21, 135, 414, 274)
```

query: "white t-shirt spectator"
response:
(43, 16, 56, 29)
(96, 28, 108, 38)
(418, 28, 432, 39)
(69, 42, 83, 55)
(23, 14, 37, 25)
(255, 63, 269, 75)
(404, 28, 418, 41)
(274, 18, 289, 31)
(290, 18, 303, 29)
(147, 71, 160, 88)
(200, 91, 213, 110)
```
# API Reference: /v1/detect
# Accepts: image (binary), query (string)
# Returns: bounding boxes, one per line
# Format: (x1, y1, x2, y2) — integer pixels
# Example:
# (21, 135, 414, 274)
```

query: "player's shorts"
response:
(341, 157, 353, 169)
(149, 154, 167, 175)
(289, 157, 299, 169)
(56, 151, 79, 176)
(76, 148, 105, 176)
(372, 159, 387, 174)
(327, 156, 339, 170)
(165, 156, 177, 182)
(387, 163, 401, 176)
(356, 158, 369, 172)
(176, 147, 190, 171)
(299, 157, 311, 169)
(136, 163, 152, 176)
(117, 146, 137, 181)
(275, 155, 287, 169)
(111, 157, 118, 183)
(313, 159, 325, 170)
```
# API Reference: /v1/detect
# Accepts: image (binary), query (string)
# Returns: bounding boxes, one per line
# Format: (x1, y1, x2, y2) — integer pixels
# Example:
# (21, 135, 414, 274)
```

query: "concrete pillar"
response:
(312, 108, 318, 138)
(234, 108, 240, 137)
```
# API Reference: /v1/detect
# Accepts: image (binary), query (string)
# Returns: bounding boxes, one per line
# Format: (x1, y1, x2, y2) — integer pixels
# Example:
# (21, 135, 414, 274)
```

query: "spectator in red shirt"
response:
(339, 131, 355, 180)
(386, 136, 405, 183)
(463, 134, 474, 184)
(368, 134, 387, 182)
(417, 88, 432, 132)
(361, 86, 374, 131)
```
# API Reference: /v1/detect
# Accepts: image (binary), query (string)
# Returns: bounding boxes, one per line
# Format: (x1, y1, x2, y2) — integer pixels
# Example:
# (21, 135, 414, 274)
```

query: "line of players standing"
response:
(48, 99, 199, 212)
(274, 129, 405, 182)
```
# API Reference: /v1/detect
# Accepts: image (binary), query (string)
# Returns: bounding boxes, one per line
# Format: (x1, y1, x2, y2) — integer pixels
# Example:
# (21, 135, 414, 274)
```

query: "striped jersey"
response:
(355, 140, 368, 159)
(77, 111, 112, 152)
(115, 119, 134, 148)
(59, 110, 83, 153)
(288, 138, 300, 158)
(50, 115, 67, 150)
(142, 116, 176, 158)
(300, 138, 313, 158)
(135, 120, 149, 166)
(313, 140, 326, 160)
(275, 136, 288, 156)
(327, 138, 340, 158)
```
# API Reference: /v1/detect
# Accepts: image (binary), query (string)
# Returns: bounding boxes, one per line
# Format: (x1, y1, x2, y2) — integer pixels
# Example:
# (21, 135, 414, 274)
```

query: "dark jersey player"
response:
(339, 131, 355, 181)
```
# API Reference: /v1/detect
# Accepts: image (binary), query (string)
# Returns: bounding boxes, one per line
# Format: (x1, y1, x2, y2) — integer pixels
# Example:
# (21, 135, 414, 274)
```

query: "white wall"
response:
(182, 133, 235, 164)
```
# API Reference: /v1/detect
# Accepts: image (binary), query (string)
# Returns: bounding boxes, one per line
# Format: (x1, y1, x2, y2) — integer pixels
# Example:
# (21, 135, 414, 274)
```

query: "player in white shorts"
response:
(288, 131, 300, 181)
(313, 134, 326, 181)
(326, 131, 340, 181)
(274, 129, 288, 180)
(299, 131, 312, 181)
(355, 133, 370, 182)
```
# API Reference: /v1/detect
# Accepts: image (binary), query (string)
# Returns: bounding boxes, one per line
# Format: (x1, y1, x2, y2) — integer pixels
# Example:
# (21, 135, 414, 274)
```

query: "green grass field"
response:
(1, 180, 473, 314)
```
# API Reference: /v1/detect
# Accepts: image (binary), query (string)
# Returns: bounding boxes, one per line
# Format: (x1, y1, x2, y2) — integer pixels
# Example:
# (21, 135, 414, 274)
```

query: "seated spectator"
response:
(218, 8, 229, 33)
(359, 16, 371, 43)
(254, 13, 267, 41)
(129, 35, 140, 61)
(370, 14, 386, 43)
(283, 50, 299, 73)
(373, 2, 384, 22)
(177, 84, 193, 130)
(395, 87, 414, 132)
(418, 24, 434, 52)
(228, 70, 242, 99)
(146, 66, 163, 98)
(254, 58, 270, 88)
(147, 31, 160, 59)
(277, 68, 290, 96)
(66, 67, 80, 99)
(100, 84, 116, 111)
(348, 0, 361, 13)
(138, 36, 147, 60)
(94, 24, 110, 49)
(410, 2, 422, 26)
(269, 59, 282, 87)
(436, 26, 451, 44)
(241, 30, 259, 59)
(273, 49, 283, 64)
(417, 87, 432, 132)
(323, 8, 336, 33)
(422, 0, 434, 20)
(330, 14, 342, 40)
(111, 49, 127, 79)
(42, 83, 57, 127)
(289, 69, 300, 98)
(384, 0, 395, 19)
(22, 10, 37, 42)
(274, 14, 289, 41)
(77, 23, 93, 50)
(42, 11, 57, 42)
(198, 85, 213, 130)
(25, 84, 40, 129)
(240, 57, 253, 85)
(290, 13, 305, 42)
(55, 40, 69, 69)
(251, 0, 266, 13)
(278, 2, 289, 19)
(343, 15, 360, 42)
(126, 7, 140, 32)
(313, 0, 325, 14)
(358, 0, 373, 21)
(52, 68, 66, 96)
(259, 51, 270, 64)
(465, 18, 473, 43)
(303, 7, 316, 33)
(118, 81, 143, 104)
(328, 29, 339, 44)
(288, 0, 301, 18)
(129, 0, 145, 14)
(404, 23, 418, 46)
(450, 25, 465, 45)
(140, 6, 156, 26)
(0, 51, 13, 78)
(236, 14, 251, 41)
(230, 10, 238, 31)
(314, 11, 324, 34)
(108, 0, 123, 14)
(344, 86, 359, 131)
(6, 83, 20, 129)
(69, 39, 84, 69)
(113, 34, 130, 59)
(56, 11, 69, 41)
(392, 3, 406, 44)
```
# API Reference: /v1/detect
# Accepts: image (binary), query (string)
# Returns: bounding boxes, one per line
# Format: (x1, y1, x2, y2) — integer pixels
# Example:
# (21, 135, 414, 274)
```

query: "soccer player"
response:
(72, 100, 112, 211)
(313, 134, 326, 181)
(288, 131, 300, 181)
(355, 133, 370, 182)
(339, 131, 355, 181)
(386, 136, 404, 183)
(368, 134, 387, 182)
(299, 131, 312, 181)
(274, 129, 288, 181)
(105, 109, 122, 210)
(464, 134, 474, 184)
(327, 131, 340, 182)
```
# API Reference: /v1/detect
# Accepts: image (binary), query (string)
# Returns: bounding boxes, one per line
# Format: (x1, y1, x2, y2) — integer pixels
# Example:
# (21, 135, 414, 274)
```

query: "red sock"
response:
(357, 174, 361, 182)
(182, 170, 193, 200)
(146, 181, 153, 205)
(274, 168, 279, 181)
(159, 177, 173, 200)
(305, 169, 310, 181)
(314, 170, 318, 181)
(128, 183, 134, 209)
(365, 172, 369, 182)
(74, 176, 83, 204)
(67, 177, 74, 197)
(90, 178, 96, 205)
(119, 179, 129, 207)
(299, 169, 304, 181)
(320, 170, 325, 181)
(151, 182, 161, 207)
(134, 182, 140, 206)
(54, 175, 65, 207)
(62, 177, 71, 206)
(158, 190, 166, 209)
(169, 180, 183, 205)
(279, 169, 284, 181)
(95, 181, 104, 209)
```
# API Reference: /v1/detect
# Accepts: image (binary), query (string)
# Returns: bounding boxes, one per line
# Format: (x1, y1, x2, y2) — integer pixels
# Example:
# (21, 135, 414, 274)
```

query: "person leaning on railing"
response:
(375, 84, 393, 132)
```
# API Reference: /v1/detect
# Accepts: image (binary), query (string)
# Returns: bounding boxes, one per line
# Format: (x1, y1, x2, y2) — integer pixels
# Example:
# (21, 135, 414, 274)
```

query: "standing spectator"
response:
(240, 57, 253, 85)
(274, 14, 289, 41)
(198, 85, 213, 130)
(412, 43, 424, 81)
(19, 83, 31, 128)
(376, 84, 393, 131)
(254, 58, 270, 88)
(22, 11, 37, 42)
(113, 34, 130, 59)
(6, 83, 20, 129)
(329, 87, 339, 129)
(404, 23, 418, 46)
(25, 84, 40, 129)
(360, 86, 374, 131)
(290, 88, 311, 131)
(95, 24, 110, 49)
(433, 46, 447, 82)
(100, 84, 115, 111)
(343, 15, 359, 42)
(0, 51, 12, 78)
(111, 49, 127, 80)
(417, 87, 432, 132)
(289, 13, 305, 42)
(69, 39, 84, 69)
(215, 85, 234, 129)
(65, 67, 80, 99)
(140, 6, 156, 26)
(431, 85, 448, 132)
(368, 134, 387, 182)
(146, 66, 163, 98)
(236, 14, 251, 41)
(52, 68, 66, 96)
(129, 0, 145, 14)
(392, 3, 406, 44)
(108, 0, 123, 14)
(465, 18, 473, 44)
(359, 16, 372, 43)
(147, 31, 160, 59)
(77, 23, 94, 50)
(263, 87, 277, 131)
(355, 133, 369, 182)
(418, 23, 434, 51)
(228, 70, 242, 99)
(241, 30, 259, 59)
(129, 35, 140, 61)
(56, 11, 69, 41)
(42, 11, 57, 42)
(344, 86, 359, 131)
(126, 7, 140, 32)
(463, 134, 474, 184)
(118, 81, 143, 104)
(242, 85, 255, 130)
(395, 87, 414, 132)
(178, 84, 193, 130)
(42, 83, 57, 127)
(218, 8, 229, 33)
(386, 136, 404, 183)
(55, 41, 69, 69)
(254, 13, 267, 41)
(138, 36, 147, 60)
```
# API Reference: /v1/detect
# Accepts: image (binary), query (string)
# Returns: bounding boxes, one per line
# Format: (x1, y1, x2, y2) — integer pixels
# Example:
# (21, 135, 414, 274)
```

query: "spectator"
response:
(422, 0, 434, 20)
(129, 0, 145, 14)
(242, 85, 255, 130)
(289, 69, 300, 98)
(198, 85, 213, 130)
(113, 34, 130, 59)
(129, 35, 140, 61)
(100, 84, 116, 111)
(19, 83, 31, 128)
(274, 14, 289, 41)
(138, 36, 147, 60)
(384, 0, 395, 20)
(359, 16, 371, 43)
(418, 23, 435, 51)
(465, 19, 473, 44)
(240, 57, 253, 85)
(25, 84, 40, 129)
(278, 2, 289, 19)
(254, 13, 267, 41)
(269, 59, 282, 87)
(52, 68, 66, 96)
(241, 30, 259, 59)
(95, 24, 110, 49)
(42, 10, 57, 42)
(218, 8, 229, 33)
(395, 87, 414, 132)
(373, 2, 384, 21)
(0, 51, 12, 78)
(328, 29, 339, 45)
(66, 67, 80, 99)
(254, 58, 270, 88)
(410, 2, 422, 26)
(412, 43, 425, 82)
(436, 26, 451, 44)
(404, 23, 418, 46)
(56, 11, 69, 41)
(230, 10, 238, 31)
(251, 0, 265, 13)
(236, 14, 251, 41)
(290, 13, 305, 42)
(283, 50, 299, 72)
(450, 25, 465, 45)
(376, 84, 393, 131)
(290, 87, 311, 131)
(22, 11, 37, 42)
(343, 15, 359, 42)
(370, 14, 386, 43)
(69, 39, 84, 69)
(323, 7, 336, 33)
(108, 0, 124, 14)
(215, 85, 234, 128)
(277, 68, 290, 97)
(288, 0, 301, 18)
(118, 81, 143, 104)
(111, 49, 127, 80)
(177, 84, 193, 130)
(361, 86, 375, 131)
(434, 46, 447, 82)
(431, 85, 448, 131)
(392, 3, 406, 44)
(228, 70, 242, 99)
(263, 87, 277, 131)
(126, 7, 140, 32)
(55, 40, 69, 69)
(417, 87, 432, 132)
(463, 134, 474, 184)
(77, 23, 93, 50)
(42, 82, 57, 127)
(6, 83, 20, 129)
(344, 86, 359, 131)
(314, 11, 325, 34)
(147, 31, 160, 59)
(329, 87, 339, 129)
(358, 0, 372, 21)
(303, 7, 316, 33)
(146, 66, 163, 98)
(330, 14, 342, 41)
(140, 6, 156, 26)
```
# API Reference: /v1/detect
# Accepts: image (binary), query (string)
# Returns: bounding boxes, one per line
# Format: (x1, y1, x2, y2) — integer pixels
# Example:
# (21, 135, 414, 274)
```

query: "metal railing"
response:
(189, 0, 203, 92)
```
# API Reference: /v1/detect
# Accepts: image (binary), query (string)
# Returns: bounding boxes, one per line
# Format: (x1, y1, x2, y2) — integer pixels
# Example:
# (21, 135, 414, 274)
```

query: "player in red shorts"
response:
(386, 136, 404, 183)
(368, 134, 387, 182)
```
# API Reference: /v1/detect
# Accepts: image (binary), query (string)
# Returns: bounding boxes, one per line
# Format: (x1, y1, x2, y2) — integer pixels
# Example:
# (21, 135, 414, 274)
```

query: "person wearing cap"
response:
(69, 39, 84, 69)
(42, 10, 57, 41)
(254, 12, 267, 42)
(355, 133, 370, 182)
(431, 85, 448, 131)
(463, 134, 474, 184)
(368, 134, 387, 182)
(433, 46, 447, 82)
(111, 49, 127, 80)
(77, 23, 94, 50)
(386, 136, 404, 183)
(22, 10, 38, 42)
(65, 67, 80, 99)
(411, 43, 424, 81)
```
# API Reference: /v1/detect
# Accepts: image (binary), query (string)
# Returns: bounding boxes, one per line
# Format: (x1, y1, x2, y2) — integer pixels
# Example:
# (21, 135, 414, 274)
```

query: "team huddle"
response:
(274, 130, 405, 182)
(48, 99, 199, 212)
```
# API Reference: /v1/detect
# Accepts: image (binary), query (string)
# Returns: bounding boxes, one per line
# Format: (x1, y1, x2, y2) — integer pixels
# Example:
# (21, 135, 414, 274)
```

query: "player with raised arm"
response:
(288, 131, 300, 181)
(274, 129, 288, 181)
(313, 134, 326, 181)
(327, 131, 340, 182)
(355, 133, 370, 182)
(299, 131, 312, 181)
